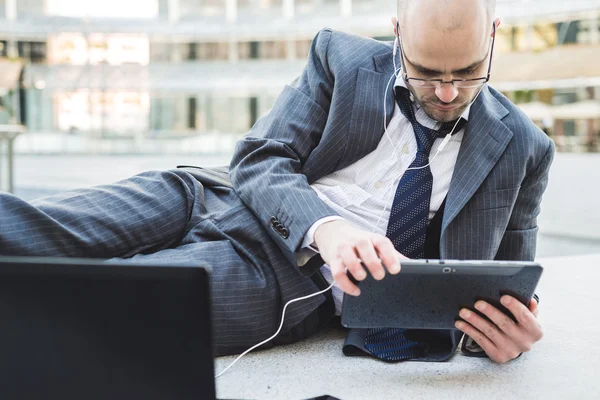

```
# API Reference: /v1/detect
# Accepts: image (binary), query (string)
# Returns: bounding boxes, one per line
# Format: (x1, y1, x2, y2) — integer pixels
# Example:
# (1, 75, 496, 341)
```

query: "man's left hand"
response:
(454, 296, 543, 363)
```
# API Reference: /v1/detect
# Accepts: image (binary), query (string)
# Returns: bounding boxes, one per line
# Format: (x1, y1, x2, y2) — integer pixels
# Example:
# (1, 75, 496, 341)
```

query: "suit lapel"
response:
(340, 49, 514, 245)
(373, 51, 397, 129)
(338, 50, 396, 170)
(441, 86, 513, 234)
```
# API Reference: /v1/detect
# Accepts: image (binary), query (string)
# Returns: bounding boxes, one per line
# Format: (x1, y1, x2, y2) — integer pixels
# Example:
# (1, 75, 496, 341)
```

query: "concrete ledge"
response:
(216, 254, 600, 399)
(539, 153, 600, 241)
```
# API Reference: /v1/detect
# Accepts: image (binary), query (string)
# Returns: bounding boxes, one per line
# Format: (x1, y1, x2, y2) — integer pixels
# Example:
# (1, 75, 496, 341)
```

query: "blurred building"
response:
(0, 0, 598, 153)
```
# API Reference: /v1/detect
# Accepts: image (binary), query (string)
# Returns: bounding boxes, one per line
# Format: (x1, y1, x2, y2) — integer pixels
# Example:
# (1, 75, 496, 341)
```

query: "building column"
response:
(286, 39, 297, 60)
(586, 119, 595, 151)
(341, 0, 352, 18)
(6, 0, 18, 58)
(589, 16, 599, 45)
(510, 26, 518, 51)
(283, 0, 294, 20)
(229, 38, 239, 63)
(554, 119, 564, 151)
(226, 0, 237, 23)
(171, 43, 183, 62)
(524, 24, 534, 51)
(168, 0, 180, 22)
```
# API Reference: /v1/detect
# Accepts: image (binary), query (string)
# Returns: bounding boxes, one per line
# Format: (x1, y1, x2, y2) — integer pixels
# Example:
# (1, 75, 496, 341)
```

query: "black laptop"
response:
(0, 256, 216, 400)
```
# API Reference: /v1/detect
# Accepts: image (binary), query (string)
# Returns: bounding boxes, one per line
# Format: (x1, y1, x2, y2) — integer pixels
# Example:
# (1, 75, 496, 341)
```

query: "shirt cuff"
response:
(301, 216, 345, 251)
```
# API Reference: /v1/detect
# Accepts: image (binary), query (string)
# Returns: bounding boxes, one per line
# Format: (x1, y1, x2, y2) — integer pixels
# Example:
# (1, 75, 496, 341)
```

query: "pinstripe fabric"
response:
(1, 29, 554, 358)
(0, 170, 323, 356)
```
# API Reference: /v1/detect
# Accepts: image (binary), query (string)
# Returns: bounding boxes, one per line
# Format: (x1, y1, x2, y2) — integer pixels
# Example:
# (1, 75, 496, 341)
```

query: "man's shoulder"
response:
(487, 85, 553, 153)
(313, 28, 392, 71)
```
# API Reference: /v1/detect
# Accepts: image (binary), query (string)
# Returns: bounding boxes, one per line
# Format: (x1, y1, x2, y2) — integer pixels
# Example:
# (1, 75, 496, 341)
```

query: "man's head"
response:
(394, 0, 499, 122)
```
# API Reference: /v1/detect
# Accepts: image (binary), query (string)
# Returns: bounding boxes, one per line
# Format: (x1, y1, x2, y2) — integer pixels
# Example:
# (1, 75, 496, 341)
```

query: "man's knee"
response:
(134, 170, 201, 196)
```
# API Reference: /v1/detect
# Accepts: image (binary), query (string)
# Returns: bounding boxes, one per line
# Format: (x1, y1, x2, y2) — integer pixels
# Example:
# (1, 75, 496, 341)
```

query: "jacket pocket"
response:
(466, 187, 521, 212)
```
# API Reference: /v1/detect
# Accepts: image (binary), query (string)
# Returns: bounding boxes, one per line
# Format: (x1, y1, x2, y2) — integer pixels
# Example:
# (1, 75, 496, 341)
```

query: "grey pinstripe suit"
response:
(0, 28, 554, 357)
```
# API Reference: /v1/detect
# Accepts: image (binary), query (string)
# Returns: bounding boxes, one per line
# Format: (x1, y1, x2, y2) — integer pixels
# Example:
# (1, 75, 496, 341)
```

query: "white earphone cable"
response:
(215, 280, 336, 378)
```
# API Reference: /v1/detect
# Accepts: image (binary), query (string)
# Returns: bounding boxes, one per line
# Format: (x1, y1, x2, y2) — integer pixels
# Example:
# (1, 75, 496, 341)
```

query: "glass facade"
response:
(0, 0, 598, 153)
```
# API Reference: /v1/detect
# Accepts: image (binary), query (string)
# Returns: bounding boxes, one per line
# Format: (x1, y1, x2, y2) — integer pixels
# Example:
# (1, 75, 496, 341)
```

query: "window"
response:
(18, 41, 48, 63)
(197, 42, 229, 61)
(295, 39, 311, 59)
(557, 21, 580, 45)
(17, 0, 44, 18)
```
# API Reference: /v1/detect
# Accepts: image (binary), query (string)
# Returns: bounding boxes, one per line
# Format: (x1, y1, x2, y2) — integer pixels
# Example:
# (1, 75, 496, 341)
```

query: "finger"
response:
(473, 301, 533, 353)
(529, 297, 539, 318)
(371, 235, 401, 274)
(474, 301, 519, 337)
(355, 238, 385, 280)
(458, 308, 508, 349)
(454, 320, 500, 362)
(501, 296, 543, 340)
(338, 243, 366, 281)
(330, 258, 360, 296)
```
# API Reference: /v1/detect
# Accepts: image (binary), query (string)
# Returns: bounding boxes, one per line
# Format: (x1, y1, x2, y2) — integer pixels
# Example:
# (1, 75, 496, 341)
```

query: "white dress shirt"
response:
(299, 76, 472, 315)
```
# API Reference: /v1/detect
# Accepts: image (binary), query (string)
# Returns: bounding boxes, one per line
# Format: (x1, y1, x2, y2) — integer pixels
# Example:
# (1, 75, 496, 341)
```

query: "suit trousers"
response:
(0, 169, 331, 355)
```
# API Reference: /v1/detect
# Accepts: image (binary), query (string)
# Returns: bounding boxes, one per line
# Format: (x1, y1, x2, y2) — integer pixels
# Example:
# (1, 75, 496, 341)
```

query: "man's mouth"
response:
(431, 103, 459, 111)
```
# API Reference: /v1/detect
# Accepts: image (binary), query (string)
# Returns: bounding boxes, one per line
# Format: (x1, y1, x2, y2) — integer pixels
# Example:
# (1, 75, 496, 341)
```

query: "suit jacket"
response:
(225, 28, 554, 356)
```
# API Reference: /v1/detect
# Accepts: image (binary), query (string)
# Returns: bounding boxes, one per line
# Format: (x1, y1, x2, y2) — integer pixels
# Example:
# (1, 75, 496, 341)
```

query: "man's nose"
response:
(435, 83, 459, 104)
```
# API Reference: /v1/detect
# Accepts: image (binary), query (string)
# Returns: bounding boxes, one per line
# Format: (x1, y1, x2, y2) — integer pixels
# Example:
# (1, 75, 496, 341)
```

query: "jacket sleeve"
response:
(229, 28, 340, 265)
(494, 138, 555, 262)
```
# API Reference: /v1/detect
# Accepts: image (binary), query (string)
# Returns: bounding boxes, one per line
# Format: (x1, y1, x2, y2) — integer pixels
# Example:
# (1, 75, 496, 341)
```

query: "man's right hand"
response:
(313, 220, 406, 297)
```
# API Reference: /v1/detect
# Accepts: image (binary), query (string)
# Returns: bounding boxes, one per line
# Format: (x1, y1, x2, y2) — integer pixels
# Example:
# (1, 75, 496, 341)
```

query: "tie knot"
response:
(394, 87, 466, 155)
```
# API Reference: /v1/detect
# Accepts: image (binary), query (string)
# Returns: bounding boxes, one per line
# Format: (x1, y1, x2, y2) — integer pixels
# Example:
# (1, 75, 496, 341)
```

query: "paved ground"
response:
(214, 254, 600, 400)
(8, 152, 600, 258)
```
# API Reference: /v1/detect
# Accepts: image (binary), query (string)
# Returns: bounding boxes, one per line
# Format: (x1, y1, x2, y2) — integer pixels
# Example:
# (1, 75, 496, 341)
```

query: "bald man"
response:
(0, 0, 552, 363)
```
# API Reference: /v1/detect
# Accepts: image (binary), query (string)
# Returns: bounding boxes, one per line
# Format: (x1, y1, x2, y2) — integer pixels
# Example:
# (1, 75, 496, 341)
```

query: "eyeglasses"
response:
(397, 22, 496, 89)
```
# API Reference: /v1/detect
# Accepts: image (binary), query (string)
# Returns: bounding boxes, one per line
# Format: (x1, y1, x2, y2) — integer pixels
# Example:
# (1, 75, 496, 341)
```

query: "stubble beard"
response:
(408, 87, 478, 123)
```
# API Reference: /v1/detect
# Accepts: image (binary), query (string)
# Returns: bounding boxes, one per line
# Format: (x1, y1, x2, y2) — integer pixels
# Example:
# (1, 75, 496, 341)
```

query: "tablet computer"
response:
(341, 259, 542, 330)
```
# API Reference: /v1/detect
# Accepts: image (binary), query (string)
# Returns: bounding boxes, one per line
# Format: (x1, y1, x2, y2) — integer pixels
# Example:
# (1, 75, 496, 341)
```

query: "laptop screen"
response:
(0, 257, 216, 400)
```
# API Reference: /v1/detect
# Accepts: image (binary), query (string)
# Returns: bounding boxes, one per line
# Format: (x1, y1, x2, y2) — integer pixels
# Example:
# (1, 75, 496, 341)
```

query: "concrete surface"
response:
(215, 253, 600, 400)
(6, 152, 600, 399)
(537, 153, 600, 241)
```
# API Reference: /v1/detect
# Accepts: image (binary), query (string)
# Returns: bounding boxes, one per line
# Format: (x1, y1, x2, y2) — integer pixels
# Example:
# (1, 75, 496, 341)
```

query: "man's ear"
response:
(492, 17, 502, 37)
(391, 16, 398, 36)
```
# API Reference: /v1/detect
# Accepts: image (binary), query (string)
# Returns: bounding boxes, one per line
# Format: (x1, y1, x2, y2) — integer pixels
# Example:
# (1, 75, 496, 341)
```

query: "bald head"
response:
(397, 0, 495, 33)
(393, 0, 498, 122)
(397, 0, 496, 23)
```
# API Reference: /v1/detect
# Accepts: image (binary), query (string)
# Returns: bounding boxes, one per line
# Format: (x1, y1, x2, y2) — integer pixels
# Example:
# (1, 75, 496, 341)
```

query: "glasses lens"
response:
(408, 79, 486, 89)
(407, 79, 437, 88)
(454, 79, 486, 88)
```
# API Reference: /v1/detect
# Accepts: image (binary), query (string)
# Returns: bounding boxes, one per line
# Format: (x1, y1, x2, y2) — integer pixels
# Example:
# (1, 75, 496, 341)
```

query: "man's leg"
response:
(0, 170, 206, 258)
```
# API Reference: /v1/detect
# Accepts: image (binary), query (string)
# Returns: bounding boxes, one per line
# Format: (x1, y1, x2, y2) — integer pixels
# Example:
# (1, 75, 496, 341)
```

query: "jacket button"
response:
(281, 228, 289, 239)
(270, 216, 278, 225)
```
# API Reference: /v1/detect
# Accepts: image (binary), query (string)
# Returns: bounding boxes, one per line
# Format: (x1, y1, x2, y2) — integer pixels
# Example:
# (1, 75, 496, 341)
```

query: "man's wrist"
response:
(303, 216, 344, 251)
(314, 219, 346, 250)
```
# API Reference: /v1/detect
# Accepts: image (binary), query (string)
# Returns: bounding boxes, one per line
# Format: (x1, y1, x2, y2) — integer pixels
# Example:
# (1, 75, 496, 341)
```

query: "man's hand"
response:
(455, 296, 542, 363)
(313, 220, 405, 296)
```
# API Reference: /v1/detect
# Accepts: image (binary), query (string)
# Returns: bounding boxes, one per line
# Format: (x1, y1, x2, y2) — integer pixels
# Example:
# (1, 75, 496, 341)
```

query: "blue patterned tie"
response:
(364, 87, 466, 361)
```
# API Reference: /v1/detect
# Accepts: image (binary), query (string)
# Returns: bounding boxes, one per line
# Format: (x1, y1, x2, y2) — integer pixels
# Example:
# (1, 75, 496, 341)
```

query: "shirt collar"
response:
(393, 73, 471, 121)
